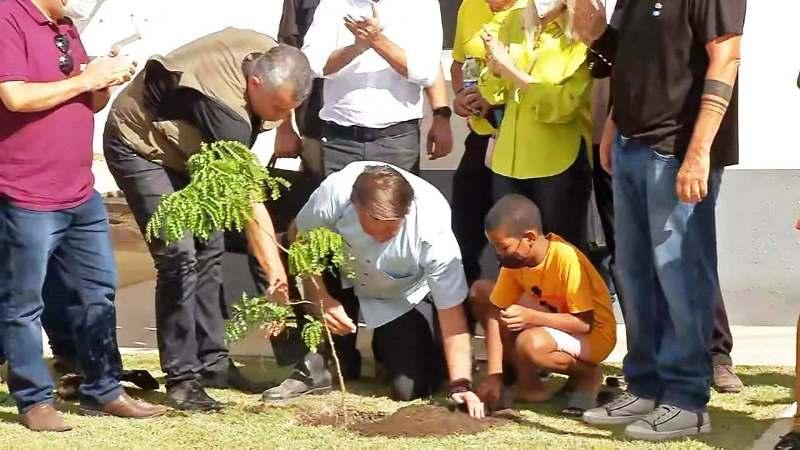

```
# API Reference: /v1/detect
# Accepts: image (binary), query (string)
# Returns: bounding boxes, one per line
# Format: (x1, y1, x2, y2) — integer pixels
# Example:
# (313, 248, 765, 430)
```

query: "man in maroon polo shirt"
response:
(0, 0, 166, 432)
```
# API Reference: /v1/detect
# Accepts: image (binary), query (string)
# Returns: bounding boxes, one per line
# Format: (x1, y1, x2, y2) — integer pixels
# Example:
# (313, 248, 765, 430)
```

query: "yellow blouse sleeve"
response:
(477, 66, 509, 106)
(476, 14, 516, 106)
(522, 39, 592, 124)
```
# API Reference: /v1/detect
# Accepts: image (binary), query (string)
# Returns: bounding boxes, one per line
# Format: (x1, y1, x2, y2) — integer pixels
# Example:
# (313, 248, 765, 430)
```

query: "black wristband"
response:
(433, 106, 452, 119)
(449, 378, 472, 394)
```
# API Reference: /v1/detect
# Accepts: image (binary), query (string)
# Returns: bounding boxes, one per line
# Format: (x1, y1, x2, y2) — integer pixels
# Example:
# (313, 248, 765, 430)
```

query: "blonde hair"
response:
(523, 0, 577, 44)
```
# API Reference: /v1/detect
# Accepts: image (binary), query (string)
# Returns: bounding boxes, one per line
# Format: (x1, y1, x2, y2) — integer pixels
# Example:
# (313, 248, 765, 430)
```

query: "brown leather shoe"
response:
(80, 394, 167, 419)
(21, 403, 72, 432)
(713, 364, 744, 393)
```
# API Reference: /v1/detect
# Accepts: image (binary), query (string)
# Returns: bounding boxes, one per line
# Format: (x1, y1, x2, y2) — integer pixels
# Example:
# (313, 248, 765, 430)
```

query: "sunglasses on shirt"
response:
(54, 33, 75, 76)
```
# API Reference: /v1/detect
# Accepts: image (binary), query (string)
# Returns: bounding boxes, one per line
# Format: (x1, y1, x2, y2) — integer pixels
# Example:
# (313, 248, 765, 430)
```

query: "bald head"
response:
(485, 194, 543, 237)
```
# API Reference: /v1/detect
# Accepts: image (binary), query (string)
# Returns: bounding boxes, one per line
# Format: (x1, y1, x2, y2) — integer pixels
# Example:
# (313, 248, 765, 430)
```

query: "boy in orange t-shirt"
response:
(473, 195, 616, 414)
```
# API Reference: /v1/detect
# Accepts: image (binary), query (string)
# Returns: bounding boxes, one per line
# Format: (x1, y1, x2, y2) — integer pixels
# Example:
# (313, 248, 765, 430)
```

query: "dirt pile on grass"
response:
(298, 404, 518, 438)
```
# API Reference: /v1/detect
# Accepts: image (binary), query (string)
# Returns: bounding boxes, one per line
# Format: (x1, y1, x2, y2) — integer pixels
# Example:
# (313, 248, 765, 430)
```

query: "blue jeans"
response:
(0, 192, 123, 412)
(613, 135, 721, 412)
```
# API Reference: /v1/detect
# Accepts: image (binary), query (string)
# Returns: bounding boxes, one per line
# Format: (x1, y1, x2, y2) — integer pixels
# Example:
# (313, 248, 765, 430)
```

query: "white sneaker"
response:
(582, 392, 656, 425)
(625, 404, 711, 441)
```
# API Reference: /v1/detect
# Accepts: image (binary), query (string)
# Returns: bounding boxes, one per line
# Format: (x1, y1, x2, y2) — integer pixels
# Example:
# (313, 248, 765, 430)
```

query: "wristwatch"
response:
(432, 106, 452, 119)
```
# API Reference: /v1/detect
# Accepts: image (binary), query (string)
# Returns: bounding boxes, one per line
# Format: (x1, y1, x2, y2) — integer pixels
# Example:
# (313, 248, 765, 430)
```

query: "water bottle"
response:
(462, 57, 480, 90)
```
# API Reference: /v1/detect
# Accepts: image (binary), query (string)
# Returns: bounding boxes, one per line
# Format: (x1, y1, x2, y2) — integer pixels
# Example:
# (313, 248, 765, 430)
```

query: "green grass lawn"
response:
(0, 353, 793, 450)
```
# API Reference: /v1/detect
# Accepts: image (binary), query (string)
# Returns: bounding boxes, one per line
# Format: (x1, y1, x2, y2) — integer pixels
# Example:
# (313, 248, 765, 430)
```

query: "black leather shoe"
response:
(261, 378, 332, 403)
(199, 360, 275, 394)
(776, 432, 800, 450)
(120, 370, 160, 391)
(167, 380, 223, 412)
(55, 373, 82, 400)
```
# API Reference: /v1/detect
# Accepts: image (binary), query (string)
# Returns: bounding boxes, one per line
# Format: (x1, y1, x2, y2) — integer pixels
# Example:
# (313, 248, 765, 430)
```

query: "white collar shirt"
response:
(301, 0, 443, 128)
(295, 161, 468, 328)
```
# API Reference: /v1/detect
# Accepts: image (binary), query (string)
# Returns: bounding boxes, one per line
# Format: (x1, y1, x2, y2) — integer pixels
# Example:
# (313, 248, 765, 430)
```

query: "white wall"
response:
(82, 0, 285, 177)
(737, 0, 800, 169)
(82, 0, 800, 175)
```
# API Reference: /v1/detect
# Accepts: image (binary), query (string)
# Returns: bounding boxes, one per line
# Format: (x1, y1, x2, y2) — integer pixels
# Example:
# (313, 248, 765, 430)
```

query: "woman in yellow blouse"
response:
(450, 0, 527, 288)
(479, 0, 593, 251)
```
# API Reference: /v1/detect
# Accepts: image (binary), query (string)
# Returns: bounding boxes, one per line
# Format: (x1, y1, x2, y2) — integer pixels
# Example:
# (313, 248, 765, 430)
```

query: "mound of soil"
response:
(297, 408, 386, 427)
(352, 405, 515, 438)
(297, 404, 518, 438)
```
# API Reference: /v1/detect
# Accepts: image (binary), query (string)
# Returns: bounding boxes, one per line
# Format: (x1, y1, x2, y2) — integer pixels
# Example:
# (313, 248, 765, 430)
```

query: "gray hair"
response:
(250, 44, 313, 103)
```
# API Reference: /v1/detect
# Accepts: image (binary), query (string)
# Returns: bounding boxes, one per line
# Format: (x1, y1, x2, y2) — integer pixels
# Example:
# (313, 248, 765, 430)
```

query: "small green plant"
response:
(299, 318, 325, 352)
(142, 139, 353, 423)
(226, 227, 353, 422)
(225, 293, 294, 343)
(224, 294, 326, 353)
(288, 228, 354, 279)
(145, 140, 290, 244)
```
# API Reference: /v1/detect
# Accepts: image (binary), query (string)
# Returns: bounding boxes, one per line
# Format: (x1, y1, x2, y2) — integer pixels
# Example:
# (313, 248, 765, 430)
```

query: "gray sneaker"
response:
(625, 404, 711, 441)
(583, 392, 656, 425)
(261, 378, 332, 403)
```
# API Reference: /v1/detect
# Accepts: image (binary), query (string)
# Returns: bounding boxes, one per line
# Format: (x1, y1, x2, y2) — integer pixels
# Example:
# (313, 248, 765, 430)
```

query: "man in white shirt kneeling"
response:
(263, 162, 484, 418)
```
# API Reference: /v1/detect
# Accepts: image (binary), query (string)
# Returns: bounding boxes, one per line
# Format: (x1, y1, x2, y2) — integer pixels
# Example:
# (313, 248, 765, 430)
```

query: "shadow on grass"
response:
(737, 370, 796, 390)
(73, 355, 788, 448)
(124, 387, 172, 406)
(0, 411, 20, 427)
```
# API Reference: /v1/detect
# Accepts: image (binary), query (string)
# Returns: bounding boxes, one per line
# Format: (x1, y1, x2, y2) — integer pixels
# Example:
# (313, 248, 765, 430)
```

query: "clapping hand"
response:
(571, 0, 608, 45)
(481, 30, 512, 75)
(344, 3, 383, 48)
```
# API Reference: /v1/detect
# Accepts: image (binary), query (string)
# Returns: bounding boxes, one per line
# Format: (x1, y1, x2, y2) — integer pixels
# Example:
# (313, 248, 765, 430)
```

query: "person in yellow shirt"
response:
(477, 0, 594, 251)
(473, 194, 616, 415)
(450, 0, 527, 289)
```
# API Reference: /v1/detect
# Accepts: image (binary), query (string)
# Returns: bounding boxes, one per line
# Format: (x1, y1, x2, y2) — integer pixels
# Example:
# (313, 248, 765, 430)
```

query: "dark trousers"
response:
(0, 193, 123, 412)
(104, 131, 229, 385)
(261, 266, 444, 401)
(493, 142, 592, 252)
(452, 132, 494, 286)
(322, 121, 421, 176)
(329, 273, 445, 401)
(591, 145, 734, 365)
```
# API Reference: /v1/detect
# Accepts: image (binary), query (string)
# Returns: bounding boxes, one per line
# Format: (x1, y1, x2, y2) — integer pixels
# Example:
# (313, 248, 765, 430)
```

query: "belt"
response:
(323, 119, 419, 143)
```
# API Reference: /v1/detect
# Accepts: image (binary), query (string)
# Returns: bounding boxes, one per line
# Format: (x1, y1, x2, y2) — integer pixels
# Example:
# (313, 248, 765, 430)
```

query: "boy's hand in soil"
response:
(451, 390, 485, 419)
(500, 305, 540, 332)
(477, 374, 503, 406)
(321, 296, 357, 335)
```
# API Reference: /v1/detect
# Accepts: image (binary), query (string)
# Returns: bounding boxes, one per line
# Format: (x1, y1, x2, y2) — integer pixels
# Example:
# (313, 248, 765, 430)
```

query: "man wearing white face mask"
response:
(64, 0, 95, 21)
(0, 0, 166, 432)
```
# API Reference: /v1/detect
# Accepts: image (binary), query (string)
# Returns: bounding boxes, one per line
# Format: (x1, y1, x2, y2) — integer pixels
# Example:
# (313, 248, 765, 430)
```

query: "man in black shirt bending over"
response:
(103, 29, 313, 411)
(573, 0, 746, 441)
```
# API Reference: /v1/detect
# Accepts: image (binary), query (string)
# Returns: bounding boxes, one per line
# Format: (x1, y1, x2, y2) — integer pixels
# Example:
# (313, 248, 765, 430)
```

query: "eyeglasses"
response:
(54, 33, 74, 76)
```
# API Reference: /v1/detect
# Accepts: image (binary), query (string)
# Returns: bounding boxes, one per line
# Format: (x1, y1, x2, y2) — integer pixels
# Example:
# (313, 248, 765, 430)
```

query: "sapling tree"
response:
(145, 140, 354, 422)
(145, 140, 289, 244)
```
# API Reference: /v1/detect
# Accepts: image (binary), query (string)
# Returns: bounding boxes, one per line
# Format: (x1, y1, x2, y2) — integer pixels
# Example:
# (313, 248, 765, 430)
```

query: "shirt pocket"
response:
(381, 270, 415, 281)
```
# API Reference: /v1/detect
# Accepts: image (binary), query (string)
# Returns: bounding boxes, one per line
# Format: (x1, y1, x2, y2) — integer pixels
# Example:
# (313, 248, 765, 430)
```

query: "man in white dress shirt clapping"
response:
(301, 0, 453, 175)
